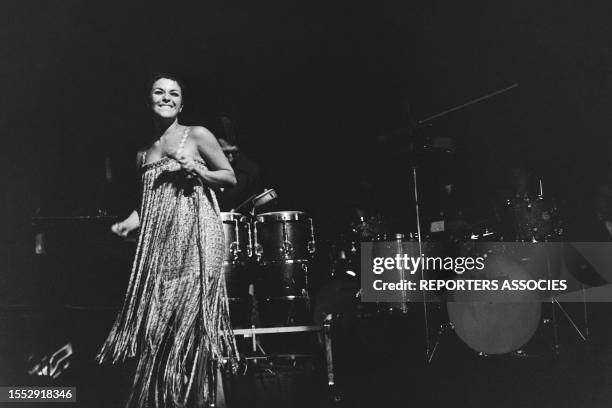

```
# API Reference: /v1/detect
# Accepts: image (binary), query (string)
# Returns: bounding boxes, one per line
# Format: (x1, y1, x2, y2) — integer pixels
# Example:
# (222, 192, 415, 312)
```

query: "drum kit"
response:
(221, 84, 586, 362)
(313, 80, 583, 360)
(321, 181, 571, 359)
(220, 190, 318, 328)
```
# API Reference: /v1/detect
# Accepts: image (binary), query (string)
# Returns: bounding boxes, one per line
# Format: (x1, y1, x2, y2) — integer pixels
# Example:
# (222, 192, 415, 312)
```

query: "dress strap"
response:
(141, 151, 147, 167)
(176, 127, 189, 157)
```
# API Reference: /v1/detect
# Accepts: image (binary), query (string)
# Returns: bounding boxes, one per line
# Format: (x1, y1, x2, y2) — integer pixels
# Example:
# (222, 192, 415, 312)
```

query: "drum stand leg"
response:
(541, 293, 588, 358)
(583, 284, 590, 340)
(546, 250, 562, 355)
(545, 294, 590, 355)
(323, 315, 341, 404)
(427, 318, 452, 363)
(548, 297, 561, 355)
(551, 291, 589, 343)
(545, 248, 589, 354)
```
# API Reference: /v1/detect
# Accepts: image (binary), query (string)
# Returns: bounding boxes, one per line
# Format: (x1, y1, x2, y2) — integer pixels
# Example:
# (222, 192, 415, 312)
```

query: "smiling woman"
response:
(151, 75, 184, 118)
(97, 73, 237, 408)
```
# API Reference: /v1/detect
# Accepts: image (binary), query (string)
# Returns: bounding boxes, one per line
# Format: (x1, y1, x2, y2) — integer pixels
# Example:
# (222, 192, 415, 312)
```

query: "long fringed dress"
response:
(97, 153, 237, 408)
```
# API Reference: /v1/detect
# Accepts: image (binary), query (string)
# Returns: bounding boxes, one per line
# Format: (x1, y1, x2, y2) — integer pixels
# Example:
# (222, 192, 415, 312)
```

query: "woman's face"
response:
(150, 78, 183, 119)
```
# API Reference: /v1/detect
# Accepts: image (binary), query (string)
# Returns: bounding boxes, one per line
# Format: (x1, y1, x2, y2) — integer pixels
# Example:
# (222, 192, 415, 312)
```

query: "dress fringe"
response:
(97, 159, 237, 407)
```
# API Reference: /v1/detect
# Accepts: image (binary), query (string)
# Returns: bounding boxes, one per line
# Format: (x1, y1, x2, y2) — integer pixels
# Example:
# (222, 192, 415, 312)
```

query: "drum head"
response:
(447, 254, 541, 354)
(449, 301, 541, 355)
(221, 212, 248, 222)
(256, 211, 309, 222)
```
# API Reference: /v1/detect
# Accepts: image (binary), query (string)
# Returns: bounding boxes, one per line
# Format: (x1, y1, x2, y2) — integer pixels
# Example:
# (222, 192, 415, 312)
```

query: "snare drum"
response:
(370, 233, 437, 308)
(253, 211, 316, 263)
(221, 212, 252, 263)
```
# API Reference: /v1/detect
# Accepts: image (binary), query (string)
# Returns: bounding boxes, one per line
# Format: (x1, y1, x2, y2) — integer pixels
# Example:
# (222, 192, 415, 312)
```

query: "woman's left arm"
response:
(176, 126, 237, 187)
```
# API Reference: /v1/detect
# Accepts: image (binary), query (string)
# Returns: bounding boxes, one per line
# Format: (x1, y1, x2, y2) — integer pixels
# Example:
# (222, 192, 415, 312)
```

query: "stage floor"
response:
(1, 301, 612, 408)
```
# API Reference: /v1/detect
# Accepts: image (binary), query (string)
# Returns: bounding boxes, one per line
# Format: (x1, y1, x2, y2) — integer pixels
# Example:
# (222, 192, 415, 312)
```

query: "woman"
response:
(97, 74, 238, 408)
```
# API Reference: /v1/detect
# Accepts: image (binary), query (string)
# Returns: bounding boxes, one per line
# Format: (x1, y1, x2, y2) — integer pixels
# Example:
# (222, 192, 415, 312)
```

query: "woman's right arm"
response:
(110, 151, 143, 237)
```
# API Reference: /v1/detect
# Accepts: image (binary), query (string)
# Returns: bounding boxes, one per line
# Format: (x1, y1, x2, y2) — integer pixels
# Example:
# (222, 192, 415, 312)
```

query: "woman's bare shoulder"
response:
(187, 125, 214, 138)
(186, 125, 217, 146)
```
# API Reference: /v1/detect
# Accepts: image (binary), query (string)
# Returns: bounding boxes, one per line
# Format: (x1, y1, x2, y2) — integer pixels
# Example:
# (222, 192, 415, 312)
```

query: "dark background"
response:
(3, 0, 612, 302)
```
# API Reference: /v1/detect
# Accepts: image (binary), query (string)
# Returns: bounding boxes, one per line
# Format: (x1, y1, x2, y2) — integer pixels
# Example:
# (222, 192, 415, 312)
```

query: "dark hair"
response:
(147, 72, 186, 102)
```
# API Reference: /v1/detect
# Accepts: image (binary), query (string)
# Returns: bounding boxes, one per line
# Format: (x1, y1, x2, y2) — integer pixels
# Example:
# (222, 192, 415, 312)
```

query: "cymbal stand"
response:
(541, 178, 589, 355)
(410, 164, 432, 362)
(405, 83, 521, 363)
(411, 156, 450, 364)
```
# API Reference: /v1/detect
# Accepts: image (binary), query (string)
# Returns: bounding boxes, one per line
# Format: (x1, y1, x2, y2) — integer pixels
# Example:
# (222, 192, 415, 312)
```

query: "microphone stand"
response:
(399, 110, 432, 363)
(401, 84, 520, 363)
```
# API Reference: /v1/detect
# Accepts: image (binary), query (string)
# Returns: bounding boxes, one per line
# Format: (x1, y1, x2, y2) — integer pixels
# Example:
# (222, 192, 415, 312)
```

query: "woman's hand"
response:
(111, 211, 140, 237)
(166, 127, 236, 187)
(176, 154, 198, 177)
(111, 222, 131, 237)
(168, 150, 199, 178)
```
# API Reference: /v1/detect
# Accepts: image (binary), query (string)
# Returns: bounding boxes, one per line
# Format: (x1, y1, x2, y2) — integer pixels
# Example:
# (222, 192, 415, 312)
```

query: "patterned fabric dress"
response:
(97, 132, 236, 408)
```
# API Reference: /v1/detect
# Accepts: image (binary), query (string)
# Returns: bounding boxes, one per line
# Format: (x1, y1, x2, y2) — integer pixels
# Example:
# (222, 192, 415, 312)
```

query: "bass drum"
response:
(447, 254, 541, 354)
